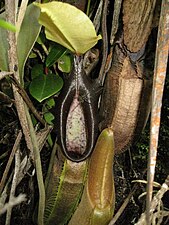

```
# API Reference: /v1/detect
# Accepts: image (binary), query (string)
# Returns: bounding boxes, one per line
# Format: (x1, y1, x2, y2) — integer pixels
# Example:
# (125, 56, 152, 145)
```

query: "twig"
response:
(17, 126, 52, 185)
(152, 211, 169, 225)
(86, 0, 91, 16)
(110, 0, 123, 45)
(93, 0, 103, 33)
(0, 194, 26, 215)
(0, 71, 13, 80)
(146, 0, 169, 224)
(15, 0, 19, 14)
(136, 175, 169, 225)
(5, 147, 21, 225)
(41, 42, 49, 56)
(16, 0, 29, 39)
(0, 127, 51, 211)
(0, 130, 22, 195)
(0, 6, 5, 13)
(108, 185, 138, 225)
(5, 0, 33, 153)
(98, 0, 109, 85)
(9, 74, 46, 126)
(0, 175, 12, 209)
(0, 91, 14, 105)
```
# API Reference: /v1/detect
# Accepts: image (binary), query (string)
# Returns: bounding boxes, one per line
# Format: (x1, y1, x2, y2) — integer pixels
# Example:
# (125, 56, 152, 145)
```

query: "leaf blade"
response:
(46, 44, 67, 68)
(0, 13, 9, 71)
(34, 2, 101, 54)
(29, 73, 63, 102)
(17, 3, 41, 83)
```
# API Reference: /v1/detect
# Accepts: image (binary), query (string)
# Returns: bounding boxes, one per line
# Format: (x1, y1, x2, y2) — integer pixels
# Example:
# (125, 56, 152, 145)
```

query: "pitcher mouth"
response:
(56, 55, 100, 162)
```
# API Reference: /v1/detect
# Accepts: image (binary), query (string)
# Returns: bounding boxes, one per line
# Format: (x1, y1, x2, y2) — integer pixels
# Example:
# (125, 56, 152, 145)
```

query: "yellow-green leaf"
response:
(34, 2, 101, 54)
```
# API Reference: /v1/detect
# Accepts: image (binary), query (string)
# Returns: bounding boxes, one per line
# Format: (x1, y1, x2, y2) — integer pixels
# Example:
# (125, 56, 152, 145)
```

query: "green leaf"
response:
(34, 2, 102, 54)
(46, 43, 68, 68)
(31, 64, 44, 80)
(17, 3, 41, 84)
(44, 112, 54, 125)
(0, 19, 17, 32)
(31, 114, 38, 127)
(29, 73, 63, 102)
(29, 52, 37, 59)
(58, 53, 73, 73)
(45, 98, 55, 108)
(37, 32, 46, 45)
(42, 98, 55, 124)
(0, 13, 9, 71)
(0, 3, 41, 75)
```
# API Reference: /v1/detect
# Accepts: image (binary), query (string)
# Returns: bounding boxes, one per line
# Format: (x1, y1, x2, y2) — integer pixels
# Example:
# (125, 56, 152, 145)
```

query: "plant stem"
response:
(86, 0, 91, 16)
(5, 2, 46, 224)
(5, 147, 21, 225)
(0, 131, 22, 195)
(5, 0, 33, 153)
(98, 0, 109, 85)
(146, 0, 169, 223)
(26, 108, 45, 225)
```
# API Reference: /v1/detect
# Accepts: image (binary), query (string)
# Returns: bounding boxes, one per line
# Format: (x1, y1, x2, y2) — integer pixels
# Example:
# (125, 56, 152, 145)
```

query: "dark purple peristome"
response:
(54, 55, 101, 162)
